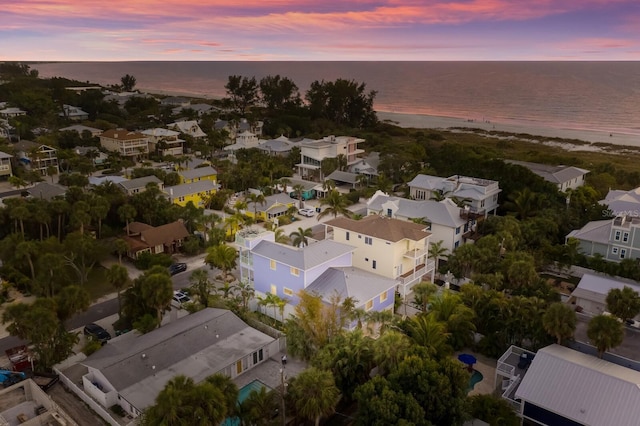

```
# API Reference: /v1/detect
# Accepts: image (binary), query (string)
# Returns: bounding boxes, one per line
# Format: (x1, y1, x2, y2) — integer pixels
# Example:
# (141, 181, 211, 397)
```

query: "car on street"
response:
(625, 319, 640, 329)
(172, 290, 192, 308)
(168, 262, 187, 275)
(298, 208, 316, 217)
(83, 323, 112, 344)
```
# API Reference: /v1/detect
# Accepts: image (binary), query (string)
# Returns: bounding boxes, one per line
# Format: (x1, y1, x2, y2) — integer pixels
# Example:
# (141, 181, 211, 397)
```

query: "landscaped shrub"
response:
(133, 252, 173, 270)
(82, 339, 103, 356)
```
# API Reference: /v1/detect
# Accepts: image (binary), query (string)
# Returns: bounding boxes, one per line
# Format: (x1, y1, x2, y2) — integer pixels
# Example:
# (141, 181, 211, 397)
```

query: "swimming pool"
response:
(223, 380, 273, 426)
(468, 370, 484, 392)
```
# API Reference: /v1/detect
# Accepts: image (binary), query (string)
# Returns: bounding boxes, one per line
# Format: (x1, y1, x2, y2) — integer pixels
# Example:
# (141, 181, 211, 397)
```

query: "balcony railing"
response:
(398, 260, 434, 285)
(460, 208, 485, 220)
(403, 247, 428, 259)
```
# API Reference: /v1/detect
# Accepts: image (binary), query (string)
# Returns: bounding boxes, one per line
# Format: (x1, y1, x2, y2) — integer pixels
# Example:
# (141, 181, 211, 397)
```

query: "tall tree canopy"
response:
(305, 78, 378, 128)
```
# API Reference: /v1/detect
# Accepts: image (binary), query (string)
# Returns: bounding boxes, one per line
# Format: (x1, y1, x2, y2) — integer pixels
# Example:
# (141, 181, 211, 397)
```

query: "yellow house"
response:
(245, 193, 296, 221)
(178, 166, 217, 184)
(165, 180, 218, 207)
(325, 215, 435, 298)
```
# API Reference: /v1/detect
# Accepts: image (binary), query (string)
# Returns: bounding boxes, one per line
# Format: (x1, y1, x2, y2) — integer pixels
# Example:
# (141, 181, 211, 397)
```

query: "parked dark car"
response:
(168, 263, 187, 275)
(83, 323, 111, 344)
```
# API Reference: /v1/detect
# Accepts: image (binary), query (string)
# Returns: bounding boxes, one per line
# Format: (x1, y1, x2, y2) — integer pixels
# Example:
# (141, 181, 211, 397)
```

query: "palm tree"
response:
(113, 238, 129, 264)
(10, 203, 30, 238)
(90, 195, 110, 238)
(233, 199, 248, 214)
(118, 204, 137, 236)
(373, 330, 412, 375)
(587, 314, 625, 358)
(289, 227, 313, 247)
(292, 184, 305, 209)
(317, 189, 351, 220)
(606, 286, 640, 321)
(70, 200, 91, 235)
(405, 314, 452, 358)
(107, 264, 130, 317)
(189, 269, 214, 308)
(429, 291, 476, 350)
(429, 240, 449, 276)
(289, 368, 340, 426)
(205, 244, 238, 283)
(247, 192, 266, 221)
(205, 374, 239, 418)
(542, 302, 577, 344)
(16, 241, 37, 283)
(232, 279, 255, 312)
(504, 187, 542, 220)
(413, 281, 438, 312)
(274, 227, 290, 244)
(244, 387, 279, 426)
(49, 199, 69, 241)
(32, 202, 51, 241)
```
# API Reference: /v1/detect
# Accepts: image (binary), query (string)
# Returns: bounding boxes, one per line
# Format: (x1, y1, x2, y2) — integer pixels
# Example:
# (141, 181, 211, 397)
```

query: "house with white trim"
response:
(566, 215, 640, 262)
(100, 129, 149, 159)
(602, 187, 640, 217)
(569, 272, 640, 317)
(59, 104, 89, 121)
(168, 120, 207, 139)
(325, 215, 434, 299)
(141, 128, 184, 157)
(81, 308, 279, 418)
(13, 140, 59, 175)
(0, 150, 12, 178)
(297, 135, 364, 181)
(367, 190, 469, 254)
(407, 174, 501, 217)
(506, 160, 589, 192)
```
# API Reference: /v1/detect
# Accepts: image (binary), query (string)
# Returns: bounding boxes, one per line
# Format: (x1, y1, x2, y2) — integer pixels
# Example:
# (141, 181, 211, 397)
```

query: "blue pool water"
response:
(223, 380, 272, 426)
(468, 370, 484, 392)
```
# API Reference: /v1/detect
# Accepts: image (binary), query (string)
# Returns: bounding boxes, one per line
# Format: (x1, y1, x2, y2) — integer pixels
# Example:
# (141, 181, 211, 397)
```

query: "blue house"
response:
(250, 239, 396, 322)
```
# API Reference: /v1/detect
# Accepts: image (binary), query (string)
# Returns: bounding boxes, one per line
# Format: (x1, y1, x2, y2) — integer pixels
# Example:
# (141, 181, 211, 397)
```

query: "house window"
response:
(290, 267, 299, 276)
(621, 248, 627, 259)
(614, 230, 621, 241)
(455, 227, 461, 235)
(387, 208, 392, 217)
(380, 291, 388, 303)
(365, 299, 373, 311)
(365, 237, 373, 245)
(612, 247, 619, 255)
(372, 260, 377, 269)
(623, 232, 630, 242)
(455, 241, 460, 248)
(270, 260, 276, 270)
(480, 200, 485, 208)
(178, 196, 185, 202)
(270, 284, 277, 295)
(346, 231, 350, 241)
(283, 287, 293, 296)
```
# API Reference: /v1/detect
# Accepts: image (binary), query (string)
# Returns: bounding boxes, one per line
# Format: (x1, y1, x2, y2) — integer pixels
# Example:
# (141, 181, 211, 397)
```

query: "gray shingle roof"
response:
(252, 239, 355, 270)
(367, 192, 465, 228)
(27, 182, 66, 200)
(566, 220, 612, 245)
(326, 170, 359, 184)
(306, 266, 397, 307)
(571, 272, 640, 306)
(515, 344, 640, 426)
(83, 309, 274, 411)
(165, 179, 218, 199)
(178, 166, 217, 181)
(119, 175, 163, 191)
(506, 160, 589, 184)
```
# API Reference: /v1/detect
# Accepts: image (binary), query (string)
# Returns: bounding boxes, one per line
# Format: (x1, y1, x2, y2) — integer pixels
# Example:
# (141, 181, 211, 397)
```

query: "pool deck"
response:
(455, 351, 497, 396)
(233, 352, 307, 392)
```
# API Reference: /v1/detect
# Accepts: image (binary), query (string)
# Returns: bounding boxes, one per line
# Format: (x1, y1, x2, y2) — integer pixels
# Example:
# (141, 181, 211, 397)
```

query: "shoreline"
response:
(376, 111, 640, 150)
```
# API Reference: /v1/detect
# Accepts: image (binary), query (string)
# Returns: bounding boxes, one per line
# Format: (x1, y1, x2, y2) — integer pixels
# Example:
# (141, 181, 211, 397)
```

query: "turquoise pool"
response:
(223, 380, 272, 426)
(468, 370, 484, 392)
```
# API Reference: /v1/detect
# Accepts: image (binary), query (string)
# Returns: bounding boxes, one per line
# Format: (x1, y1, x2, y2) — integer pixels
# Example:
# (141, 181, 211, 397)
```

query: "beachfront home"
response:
(348, 152, 380, 179)
(498, 344, 640, 426)
(505, 160, 589, 192)
(257, 135, 300, 157)
(59, 104, 89, 121)
(367, 190, 469, 254)
(164, 179, 218, 207)
(99, 129, 149, 159)
(122, 220, 189, 258)
(566, 215, 640, 262)
(244, 193, 296, 221)
(13, 140, 59, 175)
(141, 128, 185, 157)
(119, 175, 164, 196)
(325, 215, 435, 298)
(297, 135, 365, 181)
(224, 130, 260, 153)
(407, 174, 501, 217)
(168, 120, 207, 139)
(81, 308, 278, 418)
(177, 165, 217, 184)
(569, 272, 640, 317)
(0, 151, 13, 178)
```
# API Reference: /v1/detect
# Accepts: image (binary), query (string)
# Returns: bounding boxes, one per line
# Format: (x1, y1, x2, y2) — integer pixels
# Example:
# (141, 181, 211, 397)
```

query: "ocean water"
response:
(33, 61, 640, 137)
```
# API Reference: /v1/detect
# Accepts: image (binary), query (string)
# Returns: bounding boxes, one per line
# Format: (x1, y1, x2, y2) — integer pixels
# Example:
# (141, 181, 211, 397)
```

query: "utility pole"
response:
(280, 367, 287, 426)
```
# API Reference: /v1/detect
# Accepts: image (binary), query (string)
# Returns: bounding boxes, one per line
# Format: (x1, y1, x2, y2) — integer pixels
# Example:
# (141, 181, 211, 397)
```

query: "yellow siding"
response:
(179, 174, 217, 184)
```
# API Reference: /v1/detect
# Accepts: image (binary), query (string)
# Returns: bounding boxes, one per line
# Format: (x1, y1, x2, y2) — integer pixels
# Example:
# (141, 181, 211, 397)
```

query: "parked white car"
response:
(171, 290, 192, 308)
(298, 208, 316, 217)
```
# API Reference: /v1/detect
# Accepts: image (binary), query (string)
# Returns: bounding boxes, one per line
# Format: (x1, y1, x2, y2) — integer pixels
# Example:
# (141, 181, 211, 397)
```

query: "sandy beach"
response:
(377, 111, 640, 150)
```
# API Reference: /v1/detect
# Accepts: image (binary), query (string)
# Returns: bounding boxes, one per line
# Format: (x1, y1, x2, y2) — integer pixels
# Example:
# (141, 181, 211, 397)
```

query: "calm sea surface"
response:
(34, 61, 640, 136)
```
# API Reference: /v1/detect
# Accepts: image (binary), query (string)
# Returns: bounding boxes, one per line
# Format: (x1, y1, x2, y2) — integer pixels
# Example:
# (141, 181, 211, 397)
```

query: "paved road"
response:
(0, 264, 217, 354)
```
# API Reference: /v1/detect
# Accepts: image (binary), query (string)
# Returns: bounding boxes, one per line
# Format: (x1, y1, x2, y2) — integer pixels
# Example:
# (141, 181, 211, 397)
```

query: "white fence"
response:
(54, 367, 123, 426)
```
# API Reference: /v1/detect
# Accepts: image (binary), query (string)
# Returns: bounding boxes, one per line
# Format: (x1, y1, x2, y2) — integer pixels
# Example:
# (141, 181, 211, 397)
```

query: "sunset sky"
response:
(2, 0, 639, 61)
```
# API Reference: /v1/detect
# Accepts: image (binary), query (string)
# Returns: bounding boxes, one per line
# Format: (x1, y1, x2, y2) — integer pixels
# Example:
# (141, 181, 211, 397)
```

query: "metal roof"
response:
(571, 273, 640, 306)
(566, 220, 612, 245)
(83, 309, 274, 412)
(306, 266, 397, 307)
(119, 175, 162, 190)
(165, 179, 218, 199)
(178, 166, 217, 181)
(515, 344, 640, 426)
(252, 239, 355, 270)
(367, 191, 466, 228)
(506, 160, 590, 184)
